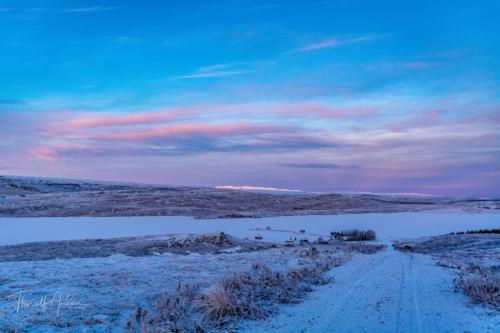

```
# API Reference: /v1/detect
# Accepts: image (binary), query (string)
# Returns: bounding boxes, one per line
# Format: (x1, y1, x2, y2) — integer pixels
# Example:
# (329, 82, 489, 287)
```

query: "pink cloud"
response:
(28, 142, 97, 163)
(386, 109, 443, 132)
(41, 102, 379, 138)
(65, 112, 172, 129)
(65, 123, 291, 142)
(47, 109, 193, 132)
(28, 146, 58, 163)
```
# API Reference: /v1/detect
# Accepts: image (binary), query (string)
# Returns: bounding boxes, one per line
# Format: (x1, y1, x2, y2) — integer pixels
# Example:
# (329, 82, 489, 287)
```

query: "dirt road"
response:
(242, 244, 499, 333)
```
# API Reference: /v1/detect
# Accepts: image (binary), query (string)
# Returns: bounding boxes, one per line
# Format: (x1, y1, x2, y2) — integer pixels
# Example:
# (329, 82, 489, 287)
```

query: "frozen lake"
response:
(0, 213, 499, 246)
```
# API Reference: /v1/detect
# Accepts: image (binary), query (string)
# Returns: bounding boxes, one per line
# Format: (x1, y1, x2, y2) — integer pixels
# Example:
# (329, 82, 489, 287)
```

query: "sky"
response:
(0, 0, 499, 196)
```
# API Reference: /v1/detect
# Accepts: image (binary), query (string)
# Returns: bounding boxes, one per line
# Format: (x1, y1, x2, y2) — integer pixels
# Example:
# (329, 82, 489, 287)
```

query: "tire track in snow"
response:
(394, 252, 406, 333)
(241, 246, 500, 333)
(409, 254, 423, 332)
(306, 251, 393, 332)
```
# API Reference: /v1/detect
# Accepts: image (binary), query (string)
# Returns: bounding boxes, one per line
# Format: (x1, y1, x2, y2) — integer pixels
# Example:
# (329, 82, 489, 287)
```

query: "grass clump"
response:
(126, 282, 204, 333)
(454, 264, 499, 309)
(196, 259, 334, 327)
(127, 251, 340, 332)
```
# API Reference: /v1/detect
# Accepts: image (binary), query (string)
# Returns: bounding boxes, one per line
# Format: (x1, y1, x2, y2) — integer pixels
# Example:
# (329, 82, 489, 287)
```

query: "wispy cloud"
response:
(278, 103, 378, 119)
(61, 6, 117, 13)
(64, 123, 291, 142)
(21, 102, 352, 162)
(47, 111, 178, 131)
(278, 163, 359, 170)
(174, 63, 256, 79)
(292, 34, 387, 53)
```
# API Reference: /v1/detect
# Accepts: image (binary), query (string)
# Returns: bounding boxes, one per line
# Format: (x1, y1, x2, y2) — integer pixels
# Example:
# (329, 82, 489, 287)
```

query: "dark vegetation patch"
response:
(451, 228, 500, 235)
(331, 229, 376, 241)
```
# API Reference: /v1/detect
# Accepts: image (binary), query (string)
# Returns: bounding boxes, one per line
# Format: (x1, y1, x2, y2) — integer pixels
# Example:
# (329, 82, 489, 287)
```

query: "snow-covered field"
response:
(0, 244, 309, 332)
(1, 213, 499, 246)
(0, 213, 499, 332)
(240, 246, 500, 333)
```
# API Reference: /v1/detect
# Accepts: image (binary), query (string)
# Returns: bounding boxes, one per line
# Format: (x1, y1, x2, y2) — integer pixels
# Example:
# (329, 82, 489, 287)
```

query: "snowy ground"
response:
(0, 244, 310, 332)
(0, 213, 499, 332)
(240, 244, 499, 333)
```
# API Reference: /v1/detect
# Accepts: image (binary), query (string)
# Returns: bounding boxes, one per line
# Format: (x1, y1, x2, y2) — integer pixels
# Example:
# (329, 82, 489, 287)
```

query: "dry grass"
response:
(348, 243, 386, 254)
(197, 285, 254, 322)
(197, 258, 335, 326)
(126, 283, 204, 333)
(454, 264, 499, 309)
(127, 248, 347, 332)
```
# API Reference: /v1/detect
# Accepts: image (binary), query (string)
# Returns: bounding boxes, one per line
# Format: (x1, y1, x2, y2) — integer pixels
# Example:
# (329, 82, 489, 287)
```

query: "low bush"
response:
(451, 228, 500, 235)
(331, 229, 376, 241)
(454, 264, 499, 309)
(126, 283, 203, 332)
(128, 254, 340, 332)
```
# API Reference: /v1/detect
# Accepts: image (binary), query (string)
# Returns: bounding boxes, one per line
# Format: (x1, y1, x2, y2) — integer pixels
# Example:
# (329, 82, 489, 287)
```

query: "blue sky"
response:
(0, 1, 499, 196)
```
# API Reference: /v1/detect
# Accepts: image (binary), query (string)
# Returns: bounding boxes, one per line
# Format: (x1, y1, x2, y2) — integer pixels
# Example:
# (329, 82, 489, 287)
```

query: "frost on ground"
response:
(455, 264, 499, 308)
(0, 233, 374, 332)
(0, 232, 276, 261)
(241, 244, 499, 333)
(0, 231, 499, 332)
(125, 243, 375, 332)
(394, 232, 500, 310)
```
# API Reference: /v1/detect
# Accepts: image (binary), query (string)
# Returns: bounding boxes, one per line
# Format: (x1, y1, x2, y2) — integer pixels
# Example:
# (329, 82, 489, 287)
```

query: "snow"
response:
(240, 244, 500, 333)
(0, 247, 301, 332)
(0, 213, 499, 246)
(0, 213, 499, 332)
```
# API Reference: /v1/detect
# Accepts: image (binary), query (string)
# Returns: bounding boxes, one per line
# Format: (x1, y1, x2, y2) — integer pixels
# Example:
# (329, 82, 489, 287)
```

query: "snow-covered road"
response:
(241, 245, 499, 333)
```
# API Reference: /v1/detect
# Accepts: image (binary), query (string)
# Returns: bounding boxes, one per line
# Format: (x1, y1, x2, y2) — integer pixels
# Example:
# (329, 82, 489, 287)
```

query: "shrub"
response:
(129, 255, 341, 332)
(451, 228, 500, 235)
(126, 283, 203, 333)
(454, 264, 499, 309)
(196, 285, 244, 323)
(332, 229, 376, 241)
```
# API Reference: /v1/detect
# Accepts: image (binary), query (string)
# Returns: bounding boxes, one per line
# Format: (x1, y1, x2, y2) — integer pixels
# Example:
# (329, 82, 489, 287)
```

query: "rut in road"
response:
(241, 245, 499, 333)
